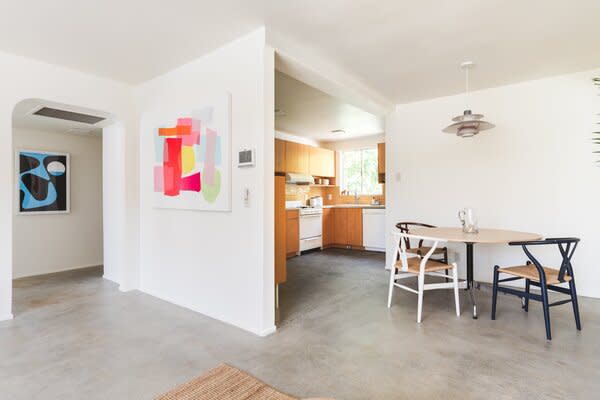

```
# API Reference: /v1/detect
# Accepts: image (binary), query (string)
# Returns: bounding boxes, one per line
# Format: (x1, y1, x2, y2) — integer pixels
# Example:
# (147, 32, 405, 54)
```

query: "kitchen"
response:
(274, 70, 386, 324)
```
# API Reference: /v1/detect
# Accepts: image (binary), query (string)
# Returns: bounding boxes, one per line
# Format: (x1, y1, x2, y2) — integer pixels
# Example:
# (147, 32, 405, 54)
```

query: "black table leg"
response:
(466, 243, 478, 319)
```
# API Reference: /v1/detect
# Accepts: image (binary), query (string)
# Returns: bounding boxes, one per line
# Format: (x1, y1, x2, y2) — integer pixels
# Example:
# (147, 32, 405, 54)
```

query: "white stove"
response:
(298, 206, 323, 216)
(286, 201, 323, 252)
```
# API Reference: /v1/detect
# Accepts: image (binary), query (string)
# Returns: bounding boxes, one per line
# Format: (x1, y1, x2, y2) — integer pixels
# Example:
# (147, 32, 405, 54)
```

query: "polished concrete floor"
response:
(1, 250, 599, 399)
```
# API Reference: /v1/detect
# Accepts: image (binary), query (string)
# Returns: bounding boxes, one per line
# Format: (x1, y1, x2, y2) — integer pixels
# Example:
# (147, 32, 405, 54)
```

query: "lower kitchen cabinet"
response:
(329, 208, 363, 249)
(322, 208, 334, 246)
(347, 208, 363, 247)
(333, 208, 348, 245)
(286, 210, 299, 257)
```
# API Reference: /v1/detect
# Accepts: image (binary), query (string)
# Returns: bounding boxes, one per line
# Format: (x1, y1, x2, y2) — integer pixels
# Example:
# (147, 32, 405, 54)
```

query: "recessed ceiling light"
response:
(331, 129, 346, 134)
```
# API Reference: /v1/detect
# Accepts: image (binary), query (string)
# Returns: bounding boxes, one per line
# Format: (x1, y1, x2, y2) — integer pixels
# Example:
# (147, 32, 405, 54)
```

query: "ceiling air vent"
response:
(33, 107, 105, 125)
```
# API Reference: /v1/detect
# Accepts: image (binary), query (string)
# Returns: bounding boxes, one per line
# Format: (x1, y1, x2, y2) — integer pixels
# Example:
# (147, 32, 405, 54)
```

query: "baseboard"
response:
(258, 325, 277, 337)
(0, 313, 14, 321)
(13, 264, 103, 280)
(118, 284, 136, 292)
(323, 244, 366, 251)
(102, 274, 119, 285)
(364, 247, 386, 253)
(141, 286, 273, 337)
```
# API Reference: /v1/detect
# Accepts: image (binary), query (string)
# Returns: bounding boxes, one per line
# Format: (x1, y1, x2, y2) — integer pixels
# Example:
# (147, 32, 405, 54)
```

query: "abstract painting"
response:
(151, 94, 231, 211)
(18, 150, 69, 214)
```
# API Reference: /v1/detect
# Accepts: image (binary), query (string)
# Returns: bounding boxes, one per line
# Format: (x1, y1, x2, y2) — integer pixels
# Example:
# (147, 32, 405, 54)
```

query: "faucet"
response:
(354, 191, 359, 205)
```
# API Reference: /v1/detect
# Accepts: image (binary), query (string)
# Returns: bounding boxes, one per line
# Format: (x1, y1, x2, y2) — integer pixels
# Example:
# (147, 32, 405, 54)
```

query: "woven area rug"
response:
(155, 364, 298, 400)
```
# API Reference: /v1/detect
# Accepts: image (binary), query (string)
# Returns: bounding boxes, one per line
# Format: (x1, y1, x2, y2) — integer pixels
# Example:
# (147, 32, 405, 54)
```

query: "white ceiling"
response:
(0, 1, 599, 104)
(275, 71, 383, 141)
(12, 99, 114, 137)
(0, 0, 263, 84)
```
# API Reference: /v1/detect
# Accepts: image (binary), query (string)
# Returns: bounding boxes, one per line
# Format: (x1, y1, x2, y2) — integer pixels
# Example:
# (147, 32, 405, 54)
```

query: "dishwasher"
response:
(362, 208, 386, 252)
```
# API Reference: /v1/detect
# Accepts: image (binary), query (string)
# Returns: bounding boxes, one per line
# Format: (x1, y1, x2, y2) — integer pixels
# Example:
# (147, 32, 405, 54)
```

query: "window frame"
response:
(339, 146, 382, 196)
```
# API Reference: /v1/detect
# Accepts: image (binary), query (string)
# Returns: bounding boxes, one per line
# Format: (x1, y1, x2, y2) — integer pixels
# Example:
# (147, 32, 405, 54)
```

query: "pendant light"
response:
(443, 61, 495, 138)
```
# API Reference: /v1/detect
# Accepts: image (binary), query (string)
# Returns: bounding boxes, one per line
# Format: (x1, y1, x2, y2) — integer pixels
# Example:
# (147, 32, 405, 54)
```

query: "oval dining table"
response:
(410, 227, 542, 319)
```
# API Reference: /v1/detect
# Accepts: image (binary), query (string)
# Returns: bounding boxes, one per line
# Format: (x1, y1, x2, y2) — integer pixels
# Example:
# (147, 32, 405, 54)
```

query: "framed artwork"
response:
(150, 93, 231, 211)
(17, 150, 70, 214)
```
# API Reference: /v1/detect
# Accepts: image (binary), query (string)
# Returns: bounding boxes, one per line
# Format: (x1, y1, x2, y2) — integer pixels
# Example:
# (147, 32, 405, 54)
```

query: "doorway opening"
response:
(11, 99, 118, 316)
(273, 65, 386, 326)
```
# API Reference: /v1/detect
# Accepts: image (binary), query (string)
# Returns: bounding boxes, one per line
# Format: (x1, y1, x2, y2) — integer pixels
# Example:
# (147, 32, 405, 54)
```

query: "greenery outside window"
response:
(340, 148, 382, 195)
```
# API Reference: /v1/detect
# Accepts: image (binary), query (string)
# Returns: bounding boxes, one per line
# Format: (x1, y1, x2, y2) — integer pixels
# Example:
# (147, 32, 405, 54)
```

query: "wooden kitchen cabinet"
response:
(333, 208, 348, 245)
(331, 207, 363, 248)
(309, 146, 335, 177)
(322, 208, 334, 246)
(275, 176, 286, 284)
(377, 142, 385, 183)
(276, 139, 335, 176)
(285, 141, 309, 174)
(286, 210, 299, 257)
(275, 139, 286, 173)
(347, 208, 363, 247)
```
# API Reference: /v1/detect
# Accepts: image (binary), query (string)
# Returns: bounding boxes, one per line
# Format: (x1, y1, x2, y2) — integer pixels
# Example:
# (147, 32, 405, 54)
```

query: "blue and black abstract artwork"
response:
(19, 151, 69, 213)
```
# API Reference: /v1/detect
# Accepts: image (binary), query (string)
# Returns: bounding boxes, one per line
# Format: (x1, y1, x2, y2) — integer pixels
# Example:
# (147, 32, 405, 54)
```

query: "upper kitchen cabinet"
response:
(276, 138, 335, 176)
(377, 142, 385, 183)
(285, 141, 310, 174)
(275, 138, 286, 173)
(309, 146, 335, 177)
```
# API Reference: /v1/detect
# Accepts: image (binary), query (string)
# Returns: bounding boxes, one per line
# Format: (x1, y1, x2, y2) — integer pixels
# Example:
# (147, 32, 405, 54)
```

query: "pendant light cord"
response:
(463, 63, 471, 111)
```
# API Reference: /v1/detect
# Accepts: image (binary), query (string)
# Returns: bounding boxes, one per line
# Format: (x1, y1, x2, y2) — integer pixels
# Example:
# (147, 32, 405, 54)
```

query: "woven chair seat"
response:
(498, 265, 571, 285)
(395, 257, 451, 274)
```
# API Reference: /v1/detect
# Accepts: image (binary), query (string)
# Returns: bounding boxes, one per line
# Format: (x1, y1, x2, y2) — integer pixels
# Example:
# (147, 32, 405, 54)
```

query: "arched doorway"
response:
(10, 98, 126, 316)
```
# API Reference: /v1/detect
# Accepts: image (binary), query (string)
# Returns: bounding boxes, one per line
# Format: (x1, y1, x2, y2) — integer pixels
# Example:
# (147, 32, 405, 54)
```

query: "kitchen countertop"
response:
(286, 204, 385, 210)
(324, 204, 385, 209)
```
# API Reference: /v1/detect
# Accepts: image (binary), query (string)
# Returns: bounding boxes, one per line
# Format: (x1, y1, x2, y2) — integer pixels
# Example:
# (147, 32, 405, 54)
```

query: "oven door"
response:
(299, 213, 322, 239)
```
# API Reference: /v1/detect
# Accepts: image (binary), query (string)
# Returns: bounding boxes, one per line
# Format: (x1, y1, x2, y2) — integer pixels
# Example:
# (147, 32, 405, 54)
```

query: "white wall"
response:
(135, 29, 275, 335)
(386, 68, 600, 298)
(0, 52, 136, 320)
(12, 129, 103, 278)
(102, 123, 127, 284)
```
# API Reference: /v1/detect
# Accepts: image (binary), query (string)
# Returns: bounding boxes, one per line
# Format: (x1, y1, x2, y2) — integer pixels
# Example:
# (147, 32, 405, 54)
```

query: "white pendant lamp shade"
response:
(443, 61, 494, 138)
(442, 109, 495, 138)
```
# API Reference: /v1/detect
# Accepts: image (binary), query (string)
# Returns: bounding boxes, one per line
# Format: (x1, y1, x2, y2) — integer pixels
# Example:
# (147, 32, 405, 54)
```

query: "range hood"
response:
(285, 173, 315, 185)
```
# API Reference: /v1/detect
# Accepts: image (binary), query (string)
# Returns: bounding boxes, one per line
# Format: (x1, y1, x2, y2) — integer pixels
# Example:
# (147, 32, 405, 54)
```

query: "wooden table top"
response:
(410, 227, 542, 244)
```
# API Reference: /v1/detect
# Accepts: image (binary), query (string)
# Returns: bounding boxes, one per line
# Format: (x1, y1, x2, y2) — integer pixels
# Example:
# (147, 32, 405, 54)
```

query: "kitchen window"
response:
(339, 148, 382, 195)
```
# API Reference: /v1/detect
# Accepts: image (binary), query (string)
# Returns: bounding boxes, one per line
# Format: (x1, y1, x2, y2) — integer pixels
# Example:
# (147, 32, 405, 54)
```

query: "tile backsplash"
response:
(285, 184, 324, 204)
(285, 184, 385, 206)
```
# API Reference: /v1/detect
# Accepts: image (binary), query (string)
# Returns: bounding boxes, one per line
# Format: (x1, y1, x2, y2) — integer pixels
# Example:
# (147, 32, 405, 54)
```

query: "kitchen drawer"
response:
(300, 236, 322, 252)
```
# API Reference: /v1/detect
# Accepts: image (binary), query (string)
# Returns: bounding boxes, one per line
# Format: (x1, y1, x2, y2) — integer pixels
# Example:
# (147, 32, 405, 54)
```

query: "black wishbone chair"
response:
(491, 237, 581, 340)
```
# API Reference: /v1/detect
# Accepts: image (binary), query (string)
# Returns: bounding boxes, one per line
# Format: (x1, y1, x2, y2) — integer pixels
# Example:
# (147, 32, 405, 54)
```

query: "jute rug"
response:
(155, 364, 298, 400)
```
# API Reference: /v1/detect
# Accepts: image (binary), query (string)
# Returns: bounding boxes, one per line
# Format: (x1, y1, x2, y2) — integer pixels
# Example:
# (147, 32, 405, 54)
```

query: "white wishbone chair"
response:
(387, 230, 460, 323)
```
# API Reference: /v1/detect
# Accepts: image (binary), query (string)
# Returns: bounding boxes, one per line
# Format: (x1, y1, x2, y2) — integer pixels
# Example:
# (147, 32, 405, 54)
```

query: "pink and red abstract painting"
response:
(151, 95, 231, 211)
